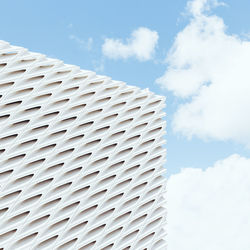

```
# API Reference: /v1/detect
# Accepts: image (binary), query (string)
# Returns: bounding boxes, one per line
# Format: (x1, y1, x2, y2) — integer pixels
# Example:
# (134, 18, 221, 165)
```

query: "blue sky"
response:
(2, 0, 250, 176)
(1, 0, 250, 248)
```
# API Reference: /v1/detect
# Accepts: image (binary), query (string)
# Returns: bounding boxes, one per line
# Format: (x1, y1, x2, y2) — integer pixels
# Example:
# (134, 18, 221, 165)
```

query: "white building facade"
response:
(0, 41, 167, 249)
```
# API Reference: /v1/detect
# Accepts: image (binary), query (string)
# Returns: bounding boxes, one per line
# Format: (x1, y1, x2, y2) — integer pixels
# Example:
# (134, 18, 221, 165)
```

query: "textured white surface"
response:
(0, 40, 167, 250)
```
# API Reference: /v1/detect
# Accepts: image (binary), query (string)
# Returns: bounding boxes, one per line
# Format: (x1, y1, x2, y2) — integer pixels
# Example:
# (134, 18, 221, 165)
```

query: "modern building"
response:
(0, 40, 167, 249)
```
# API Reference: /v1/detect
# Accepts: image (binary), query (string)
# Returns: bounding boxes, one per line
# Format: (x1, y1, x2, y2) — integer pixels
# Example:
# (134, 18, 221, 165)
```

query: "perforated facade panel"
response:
(0, 40, 167, 250)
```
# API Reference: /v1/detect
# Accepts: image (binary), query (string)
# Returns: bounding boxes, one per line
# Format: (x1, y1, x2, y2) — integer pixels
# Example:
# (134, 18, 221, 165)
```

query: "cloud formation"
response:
(157, 0, 250, 146)
(102, 27, 158, 61)
(167, 154, 250, 250)
(69, 35, 93, 51)
(187, 0, 225, 16)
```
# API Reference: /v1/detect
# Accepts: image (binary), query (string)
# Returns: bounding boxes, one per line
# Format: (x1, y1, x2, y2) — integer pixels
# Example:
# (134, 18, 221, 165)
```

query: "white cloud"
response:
(167, 154, 250, 250)
(102, 27, 158, 61)
(157, 0, 250, 146)
(70, 35, 93, 51)
(187, 0, 226, 16)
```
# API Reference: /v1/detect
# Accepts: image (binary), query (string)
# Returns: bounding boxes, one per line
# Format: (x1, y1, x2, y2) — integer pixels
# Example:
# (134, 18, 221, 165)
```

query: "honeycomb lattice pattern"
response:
(0, 40, 167, 250)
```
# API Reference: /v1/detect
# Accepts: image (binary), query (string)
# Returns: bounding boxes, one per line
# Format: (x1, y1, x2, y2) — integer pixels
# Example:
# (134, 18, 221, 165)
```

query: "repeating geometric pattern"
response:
(0, 40, 167, 250)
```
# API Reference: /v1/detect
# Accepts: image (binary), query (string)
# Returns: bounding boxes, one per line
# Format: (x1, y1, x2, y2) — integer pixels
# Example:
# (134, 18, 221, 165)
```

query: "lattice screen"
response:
(0, 40, 167, 250)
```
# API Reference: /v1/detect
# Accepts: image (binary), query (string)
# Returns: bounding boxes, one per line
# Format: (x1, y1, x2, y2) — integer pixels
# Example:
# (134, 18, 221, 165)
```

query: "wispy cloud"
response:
(92, 58, 105, 73)
(67, 23, 73, 29)
(157, 0, 250, 147)
(102, 27, 158, 61)
(69, 35, 93, 51)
